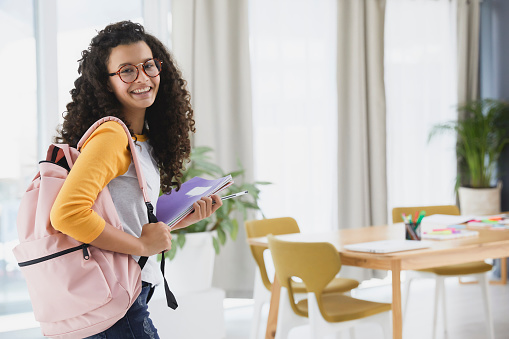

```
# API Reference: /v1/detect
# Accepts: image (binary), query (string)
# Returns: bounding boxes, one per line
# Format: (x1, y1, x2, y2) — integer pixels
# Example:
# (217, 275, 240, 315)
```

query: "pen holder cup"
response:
(405, 223, 421, 241)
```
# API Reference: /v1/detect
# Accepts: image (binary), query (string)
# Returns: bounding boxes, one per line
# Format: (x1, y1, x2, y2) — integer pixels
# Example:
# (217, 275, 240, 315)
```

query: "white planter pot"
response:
(166, 231, 216, 293)
(458, 183, 502, 216)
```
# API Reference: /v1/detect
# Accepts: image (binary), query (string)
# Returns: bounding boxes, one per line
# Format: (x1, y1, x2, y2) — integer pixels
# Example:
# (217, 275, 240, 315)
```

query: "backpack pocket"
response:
(13, 234, 114, 323)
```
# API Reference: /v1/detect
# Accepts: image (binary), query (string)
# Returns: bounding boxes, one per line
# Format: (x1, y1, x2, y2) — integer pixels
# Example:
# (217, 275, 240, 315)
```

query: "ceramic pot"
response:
(166, 231, 216, 292)
(458, 182, 502, 215)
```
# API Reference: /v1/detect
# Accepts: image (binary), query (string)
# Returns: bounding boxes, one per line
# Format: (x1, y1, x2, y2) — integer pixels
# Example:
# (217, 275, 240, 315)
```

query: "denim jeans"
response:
(85, 284, 159, 339)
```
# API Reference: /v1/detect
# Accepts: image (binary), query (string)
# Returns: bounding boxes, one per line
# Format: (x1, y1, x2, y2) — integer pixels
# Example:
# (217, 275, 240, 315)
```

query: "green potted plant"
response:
(161, 146, 269, 292)
(167, 146, 269, 259)
(429, 98, 509, 214)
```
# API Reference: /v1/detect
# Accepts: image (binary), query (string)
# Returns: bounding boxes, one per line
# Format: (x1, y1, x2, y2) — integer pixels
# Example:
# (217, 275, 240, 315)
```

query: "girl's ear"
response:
(107, 82, 113, 92)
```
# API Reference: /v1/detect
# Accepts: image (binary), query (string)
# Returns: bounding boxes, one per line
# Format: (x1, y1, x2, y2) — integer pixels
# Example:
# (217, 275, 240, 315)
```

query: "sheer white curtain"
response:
(172, 0, 255, 297)
(385, 0, 458, 218)
(249, 0, 338, 233)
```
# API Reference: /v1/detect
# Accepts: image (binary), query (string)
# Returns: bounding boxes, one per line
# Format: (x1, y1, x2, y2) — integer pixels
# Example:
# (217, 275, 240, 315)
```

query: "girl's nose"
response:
(136, 69, 150, 83)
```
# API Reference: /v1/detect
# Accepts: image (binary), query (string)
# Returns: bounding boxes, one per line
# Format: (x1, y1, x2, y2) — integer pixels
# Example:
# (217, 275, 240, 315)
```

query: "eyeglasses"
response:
(108, 58, 162, 84)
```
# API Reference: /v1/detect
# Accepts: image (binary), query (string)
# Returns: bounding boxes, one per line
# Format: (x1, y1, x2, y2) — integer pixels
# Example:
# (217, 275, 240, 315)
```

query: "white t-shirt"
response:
(108, 136, 163, 286)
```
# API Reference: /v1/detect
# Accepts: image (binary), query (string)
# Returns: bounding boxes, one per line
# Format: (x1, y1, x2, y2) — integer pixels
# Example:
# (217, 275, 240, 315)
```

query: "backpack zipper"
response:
(18, 244, 90, 267)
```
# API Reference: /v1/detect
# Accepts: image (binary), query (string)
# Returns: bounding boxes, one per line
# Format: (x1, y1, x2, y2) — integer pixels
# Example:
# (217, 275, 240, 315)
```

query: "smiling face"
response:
(107, 41, 160, 129)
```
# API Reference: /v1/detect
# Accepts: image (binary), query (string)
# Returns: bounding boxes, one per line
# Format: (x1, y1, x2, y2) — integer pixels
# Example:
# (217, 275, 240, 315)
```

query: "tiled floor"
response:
(2, 277, 508, 338)
(225, 278, 509, 339)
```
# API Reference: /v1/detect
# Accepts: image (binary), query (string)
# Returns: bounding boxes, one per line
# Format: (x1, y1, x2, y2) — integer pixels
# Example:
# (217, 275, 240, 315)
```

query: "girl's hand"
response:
(171, 194, 223, 231)
(138, 221, 173, 256)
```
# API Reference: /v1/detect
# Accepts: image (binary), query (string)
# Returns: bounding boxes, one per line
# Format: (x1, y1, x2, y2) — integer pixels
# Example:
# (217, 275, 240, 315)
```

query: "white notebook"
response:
(343, 239, 431, 254)
(422, 229, 479, 240)
(421, 214, 475, 226)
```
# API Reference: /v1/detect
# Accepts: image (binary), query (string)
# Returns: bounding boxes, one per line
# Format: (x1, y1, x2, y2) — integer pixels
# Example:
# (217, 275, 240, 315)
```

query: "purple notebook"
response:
(156, 175, 233, 229)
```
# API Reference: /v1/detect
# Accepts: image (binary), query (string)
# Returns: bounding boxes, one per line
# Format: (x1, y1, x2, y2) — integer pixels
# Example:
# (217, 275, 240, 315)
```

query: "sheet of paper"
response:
(421, 214, 476, 226)
(344, 239, 431, 253)
(422, 229, 479, 240)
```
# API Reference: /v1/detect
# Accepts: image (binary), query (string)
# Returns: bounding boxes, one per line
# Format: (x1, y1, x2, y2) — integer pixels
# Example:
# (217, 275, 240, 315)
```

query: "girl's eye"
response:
(121, 66, 135, 74)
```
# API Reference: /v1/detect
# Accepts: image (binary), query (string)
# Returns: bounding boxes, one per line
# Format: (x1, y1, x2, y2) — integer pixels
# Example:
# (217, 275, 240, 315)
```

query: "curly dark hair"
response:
(56, 21, 195, 193)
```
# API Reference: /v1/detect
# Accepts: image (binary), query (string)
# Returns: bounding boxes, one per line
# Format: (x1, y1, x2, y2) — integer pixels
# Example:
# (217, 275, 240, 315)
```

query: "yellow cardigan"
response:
(50, 121, 134, 243)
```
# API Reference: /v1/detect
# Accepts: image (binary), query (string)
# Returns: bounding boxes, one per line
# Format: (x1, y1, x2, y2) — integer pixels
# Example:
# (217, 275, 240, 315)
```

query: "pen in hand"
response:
(213, 190, 249, 204)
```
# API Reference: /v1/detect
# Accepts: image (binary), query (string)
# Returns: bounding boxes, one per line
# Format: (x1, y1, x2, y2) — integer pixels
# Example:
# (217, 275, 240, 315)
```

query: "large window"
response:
(385, 0, 458, 217)
(0, 0, 155, 335)
(250, 0, 458, 230)
(0, 0, 38, 327)
(57, 0, 144, 117)
(249, 0, 338, 233)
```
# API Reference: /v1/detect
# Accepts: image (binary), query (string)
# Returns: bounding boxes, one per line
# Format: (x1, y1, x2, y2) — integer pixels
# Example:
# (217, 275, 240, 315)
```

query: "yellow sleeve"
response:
(50, 121, 131, 243)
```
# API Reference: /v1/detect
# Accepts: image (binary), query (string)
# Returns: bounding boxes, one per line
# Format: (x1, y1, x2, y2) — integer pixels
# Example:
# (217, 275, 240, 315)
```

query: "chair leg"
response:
(349, 326, 356, 339)
(432, 276, 445, 339)
(377, 311, 392, 339)
(251, 270, 270, 339)
(275, 288, 306, 339)
(441, 277, 447, 337)
(334, 327, 355, 339)
(250, 297, 264, 339)
(478, 273, 495, 339)
(333, 329, 352, 339)
(403, 276, 414, 321)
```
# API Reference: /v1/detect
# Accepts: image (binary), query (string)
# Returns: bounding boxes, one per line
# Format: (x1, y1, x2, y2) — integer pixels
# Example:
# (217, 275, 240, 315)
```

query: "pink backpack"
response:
(12, 116, 176, 338)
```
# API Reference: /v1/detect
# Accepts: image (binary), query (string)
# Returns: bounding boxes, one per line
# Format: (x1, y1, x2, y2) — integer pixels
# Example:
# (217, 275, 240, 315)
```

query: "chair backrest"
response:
(245, 217, 300, 291)
(267, 235, 341, 317)
(392, 205, 460, 223)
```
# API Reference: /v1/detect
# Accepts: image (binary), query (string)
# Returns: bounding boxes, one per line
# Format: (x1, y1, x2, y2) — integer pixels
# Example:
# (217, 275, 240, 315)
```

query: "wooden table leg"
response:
(265, 275, 281, 339)
(391, 260, 403, 339)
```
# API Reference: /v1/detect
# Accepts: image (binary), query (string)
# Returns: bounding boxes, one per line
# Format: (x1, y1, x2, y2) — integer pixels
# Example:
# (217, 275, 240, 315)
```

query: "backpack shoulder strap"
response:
(76, 116, 178, 309)
(76, 116, 150, 203)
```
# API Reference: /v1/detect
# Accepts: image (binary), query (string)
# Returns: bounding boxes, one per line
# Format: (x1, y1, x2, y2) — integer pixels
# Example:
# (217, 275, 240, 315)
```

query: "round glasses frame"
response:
(108, 58, 163, 84)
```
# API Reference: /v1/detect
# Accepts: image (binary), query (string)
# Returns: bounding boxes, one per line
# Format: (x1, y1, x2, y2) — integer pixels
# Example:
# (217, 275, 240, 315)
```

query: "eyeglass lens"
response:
(119, 59, 162, 83)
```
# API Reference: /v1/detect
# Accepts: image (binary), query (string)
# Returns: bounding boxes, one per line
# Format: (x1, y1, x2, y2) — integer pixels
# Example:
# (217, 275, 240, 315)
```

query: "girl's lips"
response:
(131, 86, 152, 94)
(131, 87, 152, 98)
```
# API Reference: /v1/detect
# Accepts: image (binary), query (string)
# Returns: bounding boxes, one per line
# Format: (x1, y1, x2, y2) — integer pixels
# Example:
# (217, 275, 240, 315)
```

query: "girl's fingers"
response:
(211, 194, 222, 211)
(192, 195, 223, 219)
(195, 200, 205, 217)
(205, 197, 213, 215)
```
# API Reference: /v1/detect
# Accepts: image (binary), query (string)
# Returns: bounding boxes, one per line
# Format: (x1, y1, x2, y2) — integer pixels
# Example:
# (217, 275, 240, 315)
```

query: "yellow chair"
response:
(392, 205, 494, 339)
(245, 217, 359, 339)
(267, 234, 392, 339)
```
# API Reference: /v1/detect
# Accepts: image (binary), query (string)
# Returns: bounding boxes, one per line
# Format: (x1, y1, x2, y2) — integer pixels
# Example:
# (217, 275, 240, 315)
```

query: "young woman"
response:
(50, 21, 222, 338)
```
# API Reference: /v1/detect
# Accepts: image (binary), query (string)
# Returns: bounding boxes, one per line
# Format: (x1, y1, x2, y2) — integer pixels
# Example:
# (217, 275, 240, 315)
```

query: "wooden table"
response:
(247, 224, 509, 339)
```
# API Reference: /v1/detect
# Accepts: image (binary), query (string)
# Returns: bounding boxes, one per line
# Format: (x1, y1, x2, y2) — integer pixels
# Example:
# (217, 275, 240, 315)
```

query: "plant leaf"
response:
(243, 201, 262, 210)
(217, 228, 227, 245)
(429, 98, 509, 189)
(228, 169, 245, 178)
(191, 146, 214, 156)
(241, 184, 261, 199)
(168, 239, 177, 260)
(177, 233, 186, 248)
(175, 145, 272, 254)
(234, 200, 247, 219)
(220, 219, 233, 233)
(185, 219, 210, 233)
(212, 237, 220, 254)
(231, 219, 239, 240)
